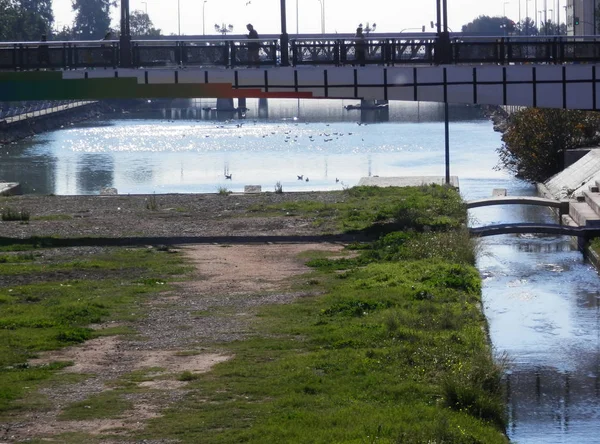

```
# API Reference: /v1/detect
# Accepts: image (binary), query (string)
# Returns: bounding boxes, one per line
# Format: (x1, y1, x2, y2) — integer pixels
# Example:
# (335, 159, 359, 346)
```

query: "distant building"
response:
(566, 0, 596, 35)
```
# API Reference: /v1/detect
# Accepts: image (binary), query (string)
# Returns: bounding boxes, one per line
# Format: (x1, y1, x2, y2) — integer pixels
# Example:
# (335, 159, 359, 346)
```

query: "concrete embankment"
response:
(0, 101, 117, 145)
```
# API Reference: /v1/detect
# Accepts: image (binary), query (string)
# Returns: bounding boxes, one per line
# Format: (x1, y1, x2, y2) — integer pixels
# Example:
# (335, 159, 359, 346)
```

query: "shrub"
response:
(274, 182, 283, 194)
(1, 208, 30, 221)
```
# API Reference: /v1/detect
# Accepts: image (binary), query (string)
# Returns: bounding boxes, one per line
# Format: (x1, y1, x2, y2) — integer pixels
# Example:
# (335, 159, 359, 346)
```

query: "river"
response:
(2, 98, 600, 442)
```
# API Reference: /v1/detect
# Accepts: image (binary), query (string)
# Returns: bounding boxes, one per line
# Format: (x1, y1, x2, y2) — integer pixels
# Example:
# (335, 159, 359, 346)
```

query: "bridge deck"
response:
(469, 223, 600, 237)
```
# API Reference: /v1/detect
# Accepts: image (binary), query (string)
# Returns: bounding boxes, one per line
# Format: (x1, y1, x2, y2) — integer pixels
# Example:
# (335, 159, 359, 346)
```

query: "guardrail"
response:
(1, 35, 600, 70)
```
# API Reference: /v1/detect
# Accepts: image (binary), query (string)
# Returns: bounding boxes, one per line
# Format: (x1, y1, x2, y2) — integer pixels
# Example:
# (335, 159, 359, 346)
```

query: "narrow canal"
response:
(1, 99, 600, 441)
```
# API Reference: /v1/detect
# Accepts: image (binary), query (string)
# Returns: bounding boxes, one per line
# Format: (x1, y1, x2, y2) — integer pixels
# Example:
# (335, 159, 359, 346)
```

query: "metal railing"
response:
(1, 35, 600, 70)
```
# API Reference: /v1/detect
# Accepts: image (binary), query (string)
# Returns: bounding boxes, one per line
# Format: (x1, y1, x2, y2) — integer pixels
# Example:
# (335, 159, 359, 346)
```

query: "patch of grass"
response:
(0, 247, 190, 414)
(31, 214, 73, 221)
(178, 371, 200, 381)
(246, 185, 466, 235)
(1, 207, 30, 222)
(217, 186, 231, 195)
(140, 187, 506, 444)
(59, 391, 133, 420)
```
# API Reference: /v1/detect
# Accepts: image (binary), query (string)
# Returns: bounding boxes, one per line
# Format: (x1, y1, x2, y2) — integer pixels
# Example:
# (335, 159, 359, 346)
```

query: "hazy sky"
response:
(51, 0, 565, 36)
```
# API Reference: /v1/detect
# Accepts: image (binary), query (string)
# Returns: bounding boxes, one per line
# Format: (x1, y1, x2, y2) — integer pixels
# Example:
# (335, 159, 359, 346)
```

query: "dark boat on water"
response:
(344, 103, 389, 111)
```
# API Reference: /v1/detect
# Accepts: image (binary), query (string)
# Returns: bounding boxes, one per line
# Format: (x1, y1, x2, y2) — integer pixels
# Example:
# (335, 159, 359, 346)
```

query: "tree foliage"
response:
(461, 15, 516, 35)
(0, 0, 54, 41)
(497, 108, 600, 182)
(72, 0, 115, 40)
(129, 10, 161, 37)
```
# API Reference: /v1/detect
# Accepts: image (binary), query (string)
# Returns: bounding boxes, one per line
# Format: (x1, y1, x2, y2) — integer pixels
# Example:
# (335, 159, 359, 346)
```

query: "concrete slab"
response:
(358, 176, 459, 188)
(544, 150, 600, 199)
(569, 201, 600, 227)
(0, 182, 22, 196)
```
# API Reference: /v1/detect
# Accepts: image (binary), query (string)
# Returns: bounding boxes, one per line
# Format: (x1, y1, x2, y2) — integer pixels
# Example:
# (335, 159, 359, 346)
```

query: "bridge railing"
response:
(2, 35, 600, 70)
(452, 36, 600, 64)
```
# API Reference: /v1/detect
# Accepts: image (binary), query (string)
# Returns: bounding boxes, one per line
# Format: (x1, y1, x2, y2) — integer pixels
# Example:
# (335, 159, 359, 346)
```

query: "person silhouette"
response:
(38, 35, 50, 68)
(246, 24, 260, 66)
(355, 26, 366, 67)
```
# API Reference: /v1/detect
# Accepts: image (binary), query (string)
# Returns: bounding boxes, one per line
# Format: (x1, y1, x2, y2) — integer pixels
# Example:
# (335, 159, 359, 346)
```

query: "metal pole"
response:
(519, 0, 522, 32)
(119, 0, 131, 67)
(556, 0, 560, 34)
(178, 0, 181, 35)
(445, 102, 450, 185)
(280, 0, 289, 66)
(526, 0, 529, 35)
(296, 0, 299, 34)
(203, 1, 207, 35)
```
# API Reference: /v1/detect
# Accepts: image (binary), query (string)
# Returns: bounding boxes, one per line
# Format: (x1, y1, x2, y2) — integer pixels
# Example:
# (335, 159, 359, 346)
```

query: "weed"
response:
(178, 371, 200, 381)
(217, 186, 231, 195)
(274, 181, 283, 194)
(1, 207, 30, 221)
(146, 193, 159, 211)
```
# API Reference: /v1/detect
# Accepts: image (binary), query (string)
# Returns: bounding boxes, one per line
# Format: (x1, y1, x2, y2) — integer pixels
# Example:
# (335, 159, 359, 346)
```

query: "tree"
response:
(516, 17, 538, 36)
(462, 15, 515, 36)
(0, 0, 54, 41)
(129, 10, 161, 37)
(72, 0, 115, 40)
(497, 109, 600, 182)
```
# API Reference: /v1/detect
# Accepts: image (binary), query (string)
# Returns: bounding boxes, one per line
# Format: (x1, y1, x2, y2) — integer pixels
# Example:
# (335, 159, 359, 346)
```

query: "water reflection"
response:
(1, 101, 496, 196)
(467, 177, 600, 443)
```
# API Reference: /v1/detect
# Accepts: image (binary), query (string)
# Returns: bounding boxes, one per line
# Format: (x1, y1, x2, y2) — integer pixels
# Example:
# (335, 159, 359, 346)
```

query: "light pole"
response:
(141, 1, 147, 14)
(296, 0, 299, 35)
(214, 23, 234, 35)
(202, 0, 208, 35)
(316, 0, 325, 33)
(178, 0, 181, 35)
(504, 1, 510, 17)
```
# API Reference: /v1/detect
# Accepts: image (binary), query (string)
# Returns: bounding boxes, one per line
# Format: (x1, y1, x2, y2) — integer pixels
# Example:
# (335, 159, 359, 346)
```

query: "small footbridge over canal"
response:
(465, 195, 600, 240)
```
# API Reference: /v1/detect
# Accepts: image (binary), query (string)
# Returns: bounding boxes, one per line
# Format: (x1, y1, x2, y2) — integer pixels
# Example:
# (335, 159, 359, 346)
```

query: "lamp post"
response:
(202, 0, 208, 35)
(504, 1, 510, 17)
(141, 1, 147, 14)
(280, 0, 289, 65)
(120, 0, 131, 66)
(317, 0, 325, 33)
(363, 22, 376, 35)
(177, 0, 181, 35)
(214, 23, 234, 35)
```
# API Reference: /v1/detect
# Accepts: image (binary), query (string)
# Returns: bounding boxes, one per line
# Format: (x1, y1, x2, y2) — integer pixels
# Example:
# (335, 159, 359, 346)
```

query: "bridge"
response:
(469, 223, 600, 239)
(1, 35, 600, 110)
(466, 196, 571, 215)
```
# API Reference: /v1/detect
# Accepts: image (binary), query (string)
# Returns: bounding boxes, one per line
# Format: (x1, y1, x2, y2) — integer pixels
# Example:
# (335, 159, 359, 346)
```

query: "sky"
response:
(51, 0, 566, 36)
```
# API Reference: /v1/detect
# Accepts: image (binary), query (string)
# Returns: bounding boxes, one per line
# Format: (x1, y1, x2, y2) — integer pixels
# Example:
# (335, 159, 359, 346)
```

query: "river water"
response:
(2, 99, 600, 442)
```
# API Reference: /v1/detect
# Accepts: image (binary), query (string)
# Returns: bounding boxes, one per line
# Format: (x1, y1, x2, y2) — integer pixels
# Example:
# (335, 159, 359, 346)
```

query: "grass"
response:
(1, 207, 30, 221)
(247, 184, 467, 234)
(1, 186, 506, 442)
(0, 247, 190, 415)
(274, 181, 283, 194)
(136, 186, 507, 443)
(217, 186, 231, 195)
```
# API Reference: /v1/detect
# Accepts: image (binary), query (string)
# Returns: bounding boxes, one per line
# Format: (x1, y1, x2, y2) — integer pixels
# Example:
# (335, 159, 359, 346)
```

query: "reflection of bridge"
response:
(2, 35, 600, 109)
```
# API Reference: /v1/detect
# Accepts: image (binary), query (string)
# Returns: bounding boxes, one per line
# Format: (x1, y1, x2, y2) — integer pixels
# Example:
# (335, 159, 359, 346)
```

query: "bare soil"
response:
(0, 192, 351, 443)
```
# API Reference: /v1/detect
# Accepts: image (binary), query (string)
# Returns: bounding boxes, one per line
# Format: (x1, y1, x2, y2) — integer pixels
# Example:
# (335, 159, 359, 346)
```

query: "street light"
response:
(202, 0, 208, 35)
(215, 23, 234, 35)
(141, 1, 147, 14)
(503, 1, 510, 17)
(316, 0, 325, 33)
(178, 0, 181, 35)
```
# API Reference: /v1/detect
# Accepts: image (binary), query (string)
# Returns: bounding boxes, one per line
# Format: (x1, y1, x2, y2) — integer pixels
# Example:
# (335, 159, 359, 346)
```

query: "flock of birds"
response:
(191, 120, 365, 185)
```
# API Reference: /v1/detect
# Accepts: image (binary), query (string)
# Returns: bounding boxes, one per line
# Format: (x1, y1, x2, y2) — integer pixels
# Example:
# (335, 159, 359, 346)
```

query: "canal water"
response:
(2, 99, 600, 442)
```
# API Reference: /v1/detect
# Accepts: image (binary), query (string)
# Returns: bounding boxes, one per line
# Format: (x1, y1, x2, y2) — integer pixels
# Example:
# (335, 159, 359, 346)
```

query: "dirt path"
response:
(2, 242, 344, 443)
